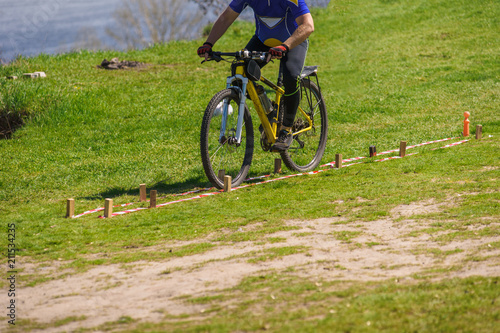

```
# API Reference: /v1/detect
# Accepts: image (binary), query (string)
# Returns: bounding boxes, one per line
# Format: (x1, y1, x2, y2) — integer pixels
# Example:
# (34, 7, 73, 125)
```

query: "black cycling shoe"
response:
(271, 129, 293, 151)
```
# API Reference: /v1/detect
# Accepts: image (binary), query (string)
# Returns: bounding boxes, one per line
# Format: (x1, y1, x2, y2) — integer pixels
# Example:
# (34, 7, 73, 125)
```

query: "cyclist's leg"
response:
(281, 39, 309, 128)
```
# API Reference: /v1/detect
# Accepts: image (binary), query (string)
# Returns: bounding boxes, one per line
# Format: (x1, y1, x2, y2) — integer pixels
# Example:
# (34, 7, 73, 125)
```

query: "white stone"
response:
(34, 71, 47, 78)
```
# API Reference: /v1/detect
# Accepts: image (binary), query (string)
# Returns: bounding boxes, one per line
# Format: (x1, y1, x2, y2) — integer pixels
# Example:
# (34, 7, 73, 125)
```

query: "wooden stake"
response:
(476, 124, 482, 140)
(66, 198, 75, 218)
(224, 175, 232, 192)
(274, 158, 282, 174)
(140, 184, 147, 202)
(150, 190, 157, 208)
(399, 141, 407, 157)
(218, 169, 225, 180)
(335, 154, 342, 169)
(104, 198, 113, 218)
(369, 146, 377, 157)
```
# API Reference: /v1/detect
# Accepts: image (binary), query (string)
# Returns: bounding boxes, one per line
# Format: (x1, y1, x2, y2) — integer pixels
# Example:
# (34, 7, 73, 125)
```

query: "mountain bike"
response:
(200, 50, 328, 189)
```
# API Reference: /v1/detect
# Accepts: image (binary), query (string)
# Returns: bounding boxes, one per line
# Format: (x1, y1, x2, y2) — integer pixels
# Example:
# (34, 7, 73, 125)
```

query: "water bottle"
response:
(256, 85, 273, 114)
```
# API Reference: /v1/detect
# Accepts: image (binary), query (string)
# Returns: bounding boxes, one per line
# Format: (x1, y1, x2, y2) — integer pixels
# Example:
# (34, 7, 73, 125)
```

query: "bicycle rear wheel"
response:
(200, 89, 254, 189)
(280, 78, 328, 172)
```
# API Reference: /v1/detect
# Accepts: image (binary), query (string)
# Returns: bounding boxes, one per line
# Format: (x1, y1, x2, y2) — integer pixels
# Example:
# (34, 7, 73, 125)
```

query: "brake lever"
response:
(201, 54, 223, 64)
(265, 53, 275, 64)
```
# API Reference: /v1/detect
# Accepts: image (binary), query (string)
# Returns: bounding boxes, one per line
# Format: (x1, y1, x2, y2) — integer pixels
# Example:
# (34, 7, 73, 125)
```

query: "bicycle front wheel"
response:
(280, 78, 328, 172)
(200, 88, 254, 189)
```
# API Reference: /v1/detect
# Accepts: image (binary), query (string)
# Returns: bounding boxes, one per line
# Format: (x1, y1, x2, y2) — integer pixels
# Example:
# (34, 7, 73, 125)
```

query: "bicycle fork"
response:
(219, 73, 249, 146)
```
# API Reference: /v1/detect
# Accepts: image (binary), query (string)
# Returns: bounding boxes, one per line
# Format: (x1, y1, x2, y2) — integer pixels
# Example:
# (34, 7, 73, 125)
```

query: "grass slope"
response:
(0, 0, 499, 331)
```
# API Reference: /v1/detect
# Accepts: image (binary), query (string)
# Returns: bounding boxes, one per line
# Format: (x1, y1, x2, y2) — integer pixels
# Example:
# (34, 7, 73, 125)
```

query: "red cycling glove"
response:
(269, 44, 289, 58)
(197, 42, 213, 57)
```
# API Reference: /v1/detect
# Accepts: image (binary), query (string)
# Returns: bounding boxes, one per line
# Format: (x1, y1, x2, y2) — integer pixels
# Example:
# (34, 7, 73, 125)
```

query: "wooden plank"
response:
(224, 175, 232, 192)
(218, 169, 225, 180)
(369, 146, 377, 157)
(66, 198, 75, 218)
(150, 190, 157, 208)
(104, 199, 113, 218)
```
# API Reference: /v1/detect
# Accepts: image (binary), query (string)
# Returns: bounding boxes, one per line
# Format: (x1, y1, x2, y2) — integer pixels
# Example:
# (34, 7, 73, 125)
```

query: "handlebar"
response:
(202, 50, 270, 64)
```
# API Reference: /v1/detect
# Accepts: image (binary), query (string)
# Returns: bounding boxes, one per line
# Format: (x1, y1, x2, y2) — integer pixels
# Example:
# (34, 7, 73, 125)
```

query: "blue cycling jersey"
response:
(229, 0, 310, 47)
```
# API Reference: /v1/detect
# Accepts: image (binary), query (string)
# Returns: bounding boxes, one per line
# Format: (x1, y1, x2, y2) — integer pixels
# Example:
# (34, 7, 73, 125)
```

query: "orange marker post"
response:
(463, 112, 470, 137)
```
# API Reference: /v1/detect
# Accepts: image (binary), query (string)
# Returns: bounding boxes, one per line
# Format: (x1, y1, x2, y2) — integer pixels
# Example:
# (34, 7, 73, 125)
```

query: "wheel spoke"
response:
(280, 79, 327, 172)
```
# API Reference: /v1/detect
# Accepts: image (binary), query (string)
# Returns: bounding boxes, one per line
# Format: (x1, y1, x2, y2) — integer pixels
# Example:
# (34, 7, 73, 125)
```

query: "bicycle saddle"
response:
(300, 66, 318, 79)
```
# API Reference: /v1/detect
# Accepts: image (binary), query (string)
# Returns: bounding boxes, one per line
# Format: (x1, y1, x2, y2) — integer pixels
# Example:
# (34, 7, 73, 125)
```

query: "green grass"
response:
(1, 0, 499, 331)
(129, 276, 499, 333)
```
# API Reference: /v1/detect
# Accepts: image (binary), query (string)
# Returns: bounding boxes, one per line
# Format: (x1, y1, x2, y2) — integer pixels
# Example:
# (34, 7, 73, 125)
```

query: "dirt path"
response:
(13, 200, 500, 332)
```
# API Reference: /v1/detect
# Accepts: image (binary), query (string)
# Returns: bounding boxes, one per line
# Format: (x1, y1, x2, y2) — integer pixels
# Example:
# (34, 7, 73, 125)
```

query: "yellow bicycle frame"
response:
(234, 64, 314, 145)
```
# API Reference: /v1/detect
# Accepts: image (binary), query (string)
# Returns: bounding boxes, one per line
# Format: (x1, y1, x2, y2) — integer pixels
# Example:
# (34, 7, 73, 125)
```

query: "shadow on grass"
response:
(82, 174, 211, 201)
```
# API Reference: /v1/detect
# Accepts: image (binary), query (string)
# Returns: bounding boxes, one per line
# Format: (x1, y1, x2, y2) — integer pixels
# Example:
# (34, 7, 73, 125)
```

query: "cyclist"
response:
(197, 0, 314, 151)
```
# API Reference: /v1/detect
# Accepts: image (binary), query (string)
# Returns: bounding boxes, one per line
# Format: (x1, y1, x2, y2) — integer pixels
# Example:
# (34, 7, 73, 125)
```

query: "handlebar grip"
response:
(201, 50, 270, 63)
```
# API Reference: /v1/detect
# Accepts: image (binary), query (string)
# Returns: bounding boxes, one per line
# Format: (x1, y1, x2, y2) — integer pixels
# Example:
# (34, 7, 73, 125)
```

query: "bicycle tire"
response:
(200, 88, 254, 189)
(280, 78, 328, 172)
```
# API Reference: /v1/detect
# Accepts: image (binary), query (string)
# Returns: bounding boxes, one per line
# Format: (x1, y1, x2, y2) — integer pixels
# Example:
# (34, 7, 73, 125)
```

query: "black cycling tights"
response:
(245, 35, 309, 128)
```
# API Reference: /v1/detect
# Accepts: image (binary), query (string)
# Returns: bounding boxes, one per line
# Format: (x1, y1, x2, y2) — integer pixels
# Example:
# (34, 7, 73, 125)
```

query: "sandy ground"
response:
(9, 199, 500, 332)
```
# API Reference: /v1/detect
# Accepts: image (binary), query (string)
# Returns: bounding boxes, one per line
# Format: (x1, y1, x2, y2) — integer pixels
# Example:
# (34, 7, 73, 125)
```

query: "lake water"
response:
(0, 0, 330, 63)
(0, 0, 123, 62)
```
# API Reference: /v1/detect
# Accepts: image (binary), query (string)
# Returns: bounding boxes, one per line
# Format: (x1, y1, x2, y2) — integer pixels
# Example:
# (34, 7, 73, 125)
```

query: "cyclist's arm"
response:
(282, 13, 315, 50)
(205, 6, 240, 46)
